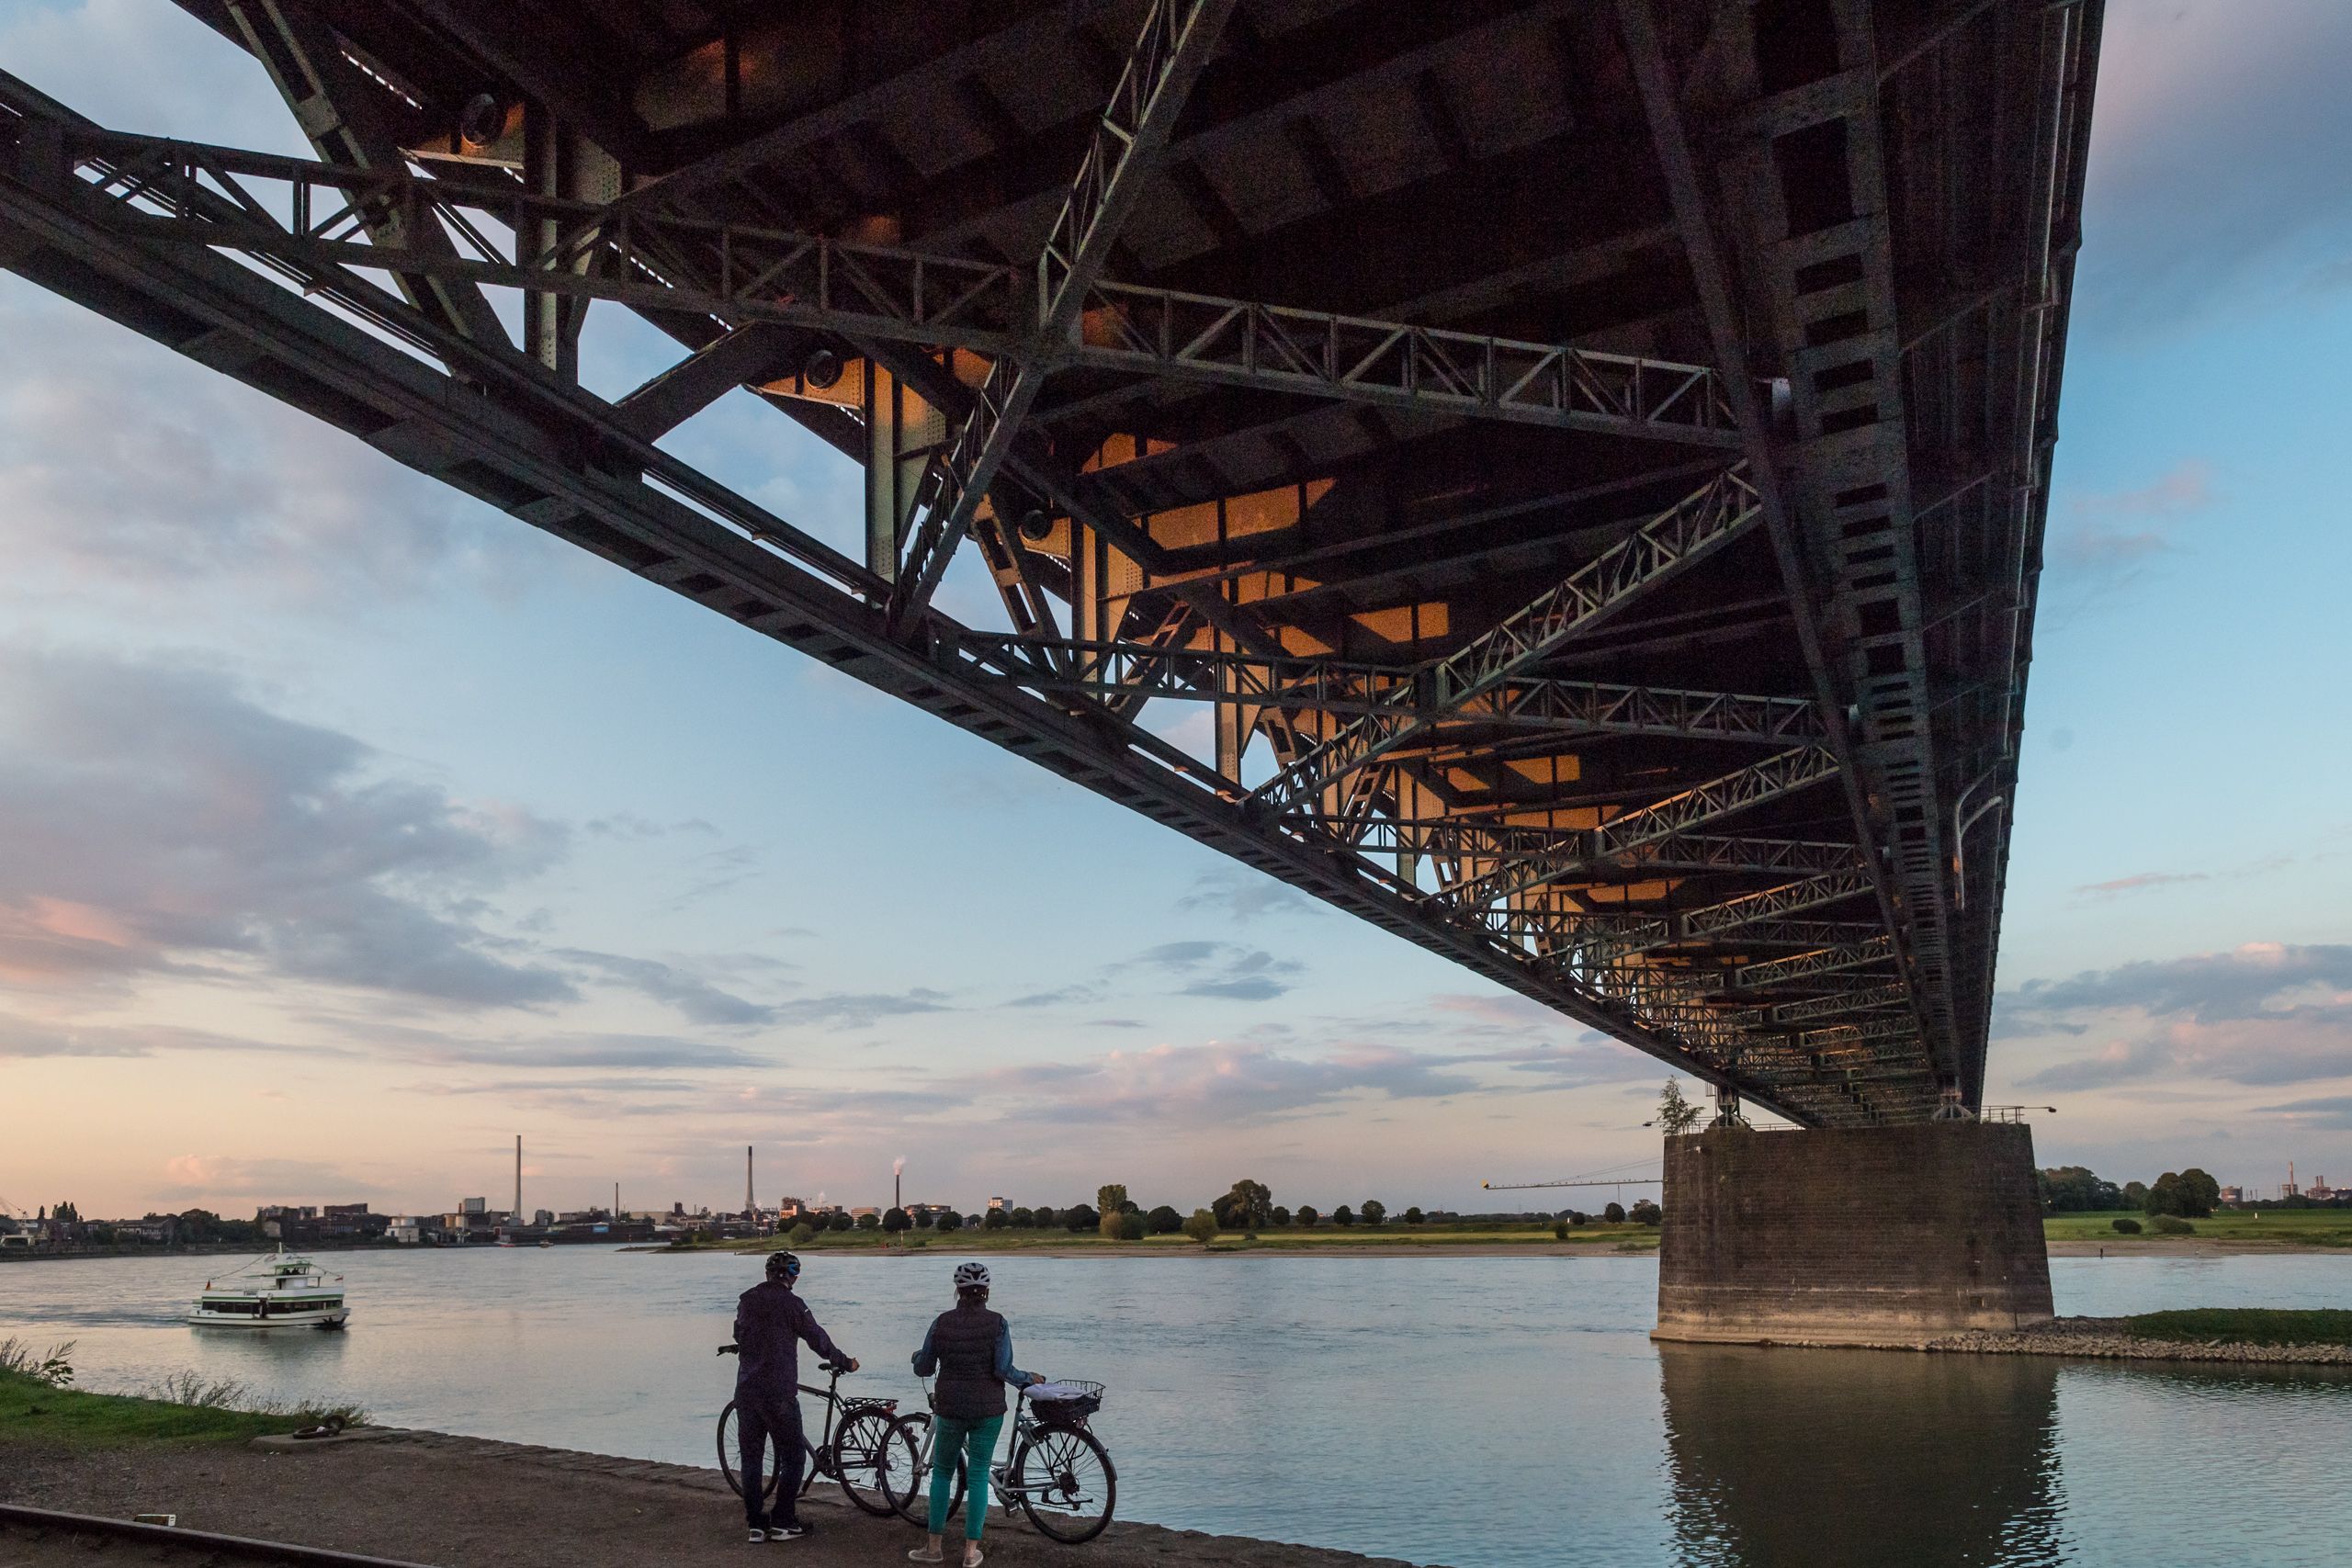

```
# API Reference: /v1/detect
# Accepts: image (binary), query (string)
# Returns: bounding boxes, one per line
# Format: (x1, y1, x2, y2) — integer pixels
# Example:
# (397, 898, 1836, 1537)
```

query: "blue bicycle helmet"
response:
(766, 1249, 801, 1284)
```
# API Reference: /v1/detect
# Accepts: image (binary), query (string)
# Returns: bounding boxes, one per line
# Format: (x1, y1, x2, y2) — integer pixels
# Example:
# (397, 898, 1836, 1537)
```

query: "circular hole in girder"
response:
(458, 94, 506, 148)
(801, 348, 844, 390)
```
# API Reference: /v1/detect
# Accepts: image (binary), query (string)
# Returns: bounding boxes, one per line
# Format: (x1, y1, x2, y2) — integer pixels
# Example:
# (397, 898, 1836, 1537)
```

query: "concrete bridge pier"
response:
(1654, 1121, 2052, 1345)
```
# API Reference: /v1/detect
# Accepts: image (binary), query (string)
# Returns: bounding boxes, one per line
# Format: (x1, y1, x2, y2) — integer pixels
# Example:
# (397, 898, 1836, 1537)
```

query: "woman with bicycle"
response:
(906, 1261, 1041, 1566)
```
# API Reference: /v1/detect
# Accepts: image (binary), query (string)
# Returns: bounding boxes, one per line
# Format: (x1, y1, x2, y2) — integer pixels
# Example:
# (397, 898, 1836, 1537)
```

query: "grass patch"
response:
(2123, 1309, 2352, 1348)
(0, 1337, 368, 1448)
(2043, 1210, 2352, 1247)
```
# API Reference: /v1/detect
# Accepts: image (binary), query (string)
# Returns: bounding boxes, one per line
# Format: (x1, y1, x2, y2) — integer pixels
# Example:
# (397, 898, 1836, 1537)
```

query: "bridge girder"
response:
(0, 0, 2100, 1124)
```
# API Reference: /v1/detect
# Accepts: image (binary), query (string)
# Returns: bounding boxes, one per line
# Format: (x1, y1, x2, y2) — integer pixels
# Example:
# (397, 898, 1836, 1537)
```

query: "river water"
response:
(3, 1248, 2347, 1567)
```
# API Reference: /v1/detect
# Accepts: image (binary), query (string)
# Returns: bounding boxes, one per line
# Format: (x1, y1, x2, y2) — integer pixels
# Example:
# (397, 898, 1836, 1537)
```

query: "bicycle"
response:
(715, 1345, 914, 1517)
(881, 1379, 1116, 1545)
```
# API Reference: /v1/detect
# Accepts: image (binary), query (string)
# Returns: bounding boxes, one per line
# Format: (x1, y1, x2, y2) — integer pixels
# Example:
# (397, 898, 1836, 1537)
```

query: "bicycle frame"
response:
(911, 1382, 1076, 1502)
(719, 1348, 895, 1490)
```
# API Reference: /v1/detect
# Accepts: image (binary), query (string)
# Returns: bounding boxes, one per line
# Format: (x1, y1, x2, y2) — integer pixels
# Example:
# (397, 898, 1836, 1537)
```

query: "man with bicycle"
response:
(733, 1250, 856, 1542)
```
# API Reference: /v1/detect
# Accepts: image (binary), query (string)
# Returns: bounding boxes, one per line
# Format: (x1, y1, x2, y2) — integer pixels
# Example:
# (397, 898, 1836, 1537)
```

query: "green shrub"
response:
(2126, 1308, 2352, 1347)
(2109, 1217, 2141, 1235)
(1181, 1208, 1219, 1244)
(788, 1223, 815, 1246)
(2153, 1214, 2194, 1235)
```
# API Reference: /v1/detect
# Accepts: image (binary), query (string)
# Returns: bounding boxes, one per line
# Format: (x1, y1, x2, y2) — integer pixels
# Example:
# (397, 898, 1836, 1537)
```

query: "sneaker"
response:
(907, 1550, 945, 1564)
(746, 1529, 768, 1543)
(768, 1520, 811, 1541)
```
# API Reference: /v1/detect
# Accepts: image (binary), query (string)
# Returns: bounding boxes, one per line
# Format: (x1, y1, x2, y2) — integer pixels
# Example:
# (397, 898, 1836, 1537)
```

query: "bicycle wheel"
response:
(883, 1413, 967, 1527)
(716, 1401, 782, 1504)
(1012, 1424, 1116, 1544)
(834, 1406, 918, 1517)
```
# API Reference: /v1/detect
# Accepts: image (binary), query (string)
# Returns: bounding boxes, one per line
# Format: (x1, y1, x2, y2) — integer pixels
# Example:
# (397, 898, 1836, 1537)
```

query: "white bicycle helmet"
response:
(954, 1261, 991, 1290)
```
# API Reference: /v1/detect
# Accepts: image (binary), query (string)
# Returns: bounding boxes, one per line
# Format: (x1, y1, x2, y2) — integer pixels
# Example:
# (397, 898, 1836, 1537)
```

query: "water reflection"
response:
(1659, 1345, 2064, 1567)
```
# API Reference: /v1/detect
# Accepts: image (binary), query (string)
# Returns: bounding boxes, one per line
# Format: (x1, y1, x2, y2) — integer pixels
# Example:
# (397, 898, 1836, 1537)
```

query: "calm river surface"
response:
(4, 1248, 2348, 1567)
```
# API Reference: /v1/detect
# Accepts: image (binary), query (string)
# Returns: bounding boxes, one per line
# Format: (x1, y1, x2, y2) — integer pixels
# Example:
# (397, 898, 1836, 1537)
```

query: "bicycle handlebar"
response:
(716, 1346, 852, 1378)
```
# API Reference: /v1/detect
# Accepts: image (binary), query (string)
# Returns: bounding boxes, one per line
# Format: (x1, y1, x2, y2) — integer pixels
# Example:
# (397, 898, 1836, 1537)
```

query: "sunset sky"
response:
(4, 0, 2350, 1223)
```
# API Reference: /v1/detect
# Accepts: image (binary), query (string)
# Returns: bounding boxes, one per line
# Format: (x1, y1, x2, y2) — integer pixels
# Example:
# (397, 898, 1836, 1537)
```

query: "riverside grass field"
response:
(655, 1209, 2352, 1258)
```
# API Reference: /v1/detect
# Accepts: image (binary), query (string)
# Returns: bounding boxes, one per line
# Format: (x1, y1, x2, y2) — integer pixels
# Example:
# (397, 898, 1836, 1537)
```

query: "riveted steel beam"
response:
(1249, 464, 1763, 816)
(888, 0, 1239, 628)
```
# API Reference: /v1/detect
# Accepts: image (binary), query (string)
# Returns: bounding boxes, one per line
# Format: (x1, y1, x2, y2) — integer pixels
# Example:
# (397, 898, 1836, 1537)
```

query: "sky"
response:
(3, 1, 2349, 1223)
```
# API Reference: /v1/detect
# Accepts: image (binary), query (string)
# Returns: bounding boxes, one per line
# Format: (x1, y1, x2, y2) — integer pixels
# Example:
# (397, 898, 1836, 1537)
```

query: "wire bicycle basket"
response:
(1028, 1379, 1105, 1427)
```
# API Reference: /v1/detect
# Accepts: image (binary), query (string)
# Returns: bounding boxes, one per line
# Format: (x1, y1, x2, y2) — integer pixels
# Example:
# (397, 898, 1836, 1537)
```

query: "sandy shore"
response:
(0, 1427, 1427, 1568)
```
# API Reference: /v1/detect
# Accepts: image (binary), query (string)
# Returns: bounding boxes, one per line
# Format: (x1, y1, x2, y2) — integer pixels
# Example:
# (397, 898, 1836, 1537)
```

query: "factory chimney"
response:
(746, 1145, 755, 1219)
(514, 1134, 523, 1225)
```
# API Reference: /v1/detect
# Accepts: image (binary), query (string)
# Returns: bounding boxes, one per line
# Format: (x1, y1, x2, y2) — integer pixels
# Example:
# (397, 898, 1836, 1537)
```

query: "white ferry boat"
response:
(186, 1247, 349, 1329)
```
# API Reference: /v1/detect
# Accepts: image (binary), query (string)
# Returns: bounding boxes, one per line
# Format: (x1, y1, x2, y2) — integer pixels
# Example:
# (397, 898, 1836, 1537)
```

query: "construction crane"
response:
(1480, 1177, 1660, 1190)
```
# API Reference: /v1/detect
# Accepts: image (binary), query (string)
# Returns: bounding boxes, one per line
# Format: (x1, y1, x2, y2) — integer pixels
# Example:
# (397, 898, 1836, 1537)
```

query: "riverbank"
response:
(0, 1420, 1427, 1568)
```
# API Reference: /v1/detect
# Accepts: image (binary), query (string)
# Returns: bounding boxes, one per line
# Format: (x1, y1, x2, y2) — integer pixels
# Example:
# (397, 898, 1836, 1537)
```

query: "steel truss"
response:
(1250, 465, 1764, 816)
(5, 124, 1744, 451)
(889, 0, 1238, 626)
(0, 71, 1860, 1122)
(0, 0, 2093, 1128)
(958, 631, 1821, 743)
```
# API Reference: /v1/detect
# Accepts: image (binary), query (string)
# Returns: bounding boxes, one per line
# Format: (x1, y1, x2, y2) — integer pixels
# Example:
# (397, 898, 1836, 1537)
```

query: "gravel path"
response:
(0, 1430, 1429, 1568)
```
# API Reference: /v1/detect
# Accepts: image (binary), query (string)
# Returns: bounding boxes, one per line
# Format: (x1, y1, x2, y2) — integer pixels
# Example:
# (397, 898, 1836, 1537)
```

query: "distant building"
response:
(987, 1197, 1007, 1211)
(851, 1206, 880, 1220)
(458, 1197, 488, 1215)
(2219, 1185, 2245, 1206)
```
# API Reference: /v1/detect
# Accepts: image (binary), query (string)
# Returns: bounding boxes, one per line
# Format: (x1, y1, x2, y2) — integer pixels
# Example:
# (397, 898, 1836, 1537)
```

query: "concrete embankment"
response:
(1, 1426, 1430, 1568)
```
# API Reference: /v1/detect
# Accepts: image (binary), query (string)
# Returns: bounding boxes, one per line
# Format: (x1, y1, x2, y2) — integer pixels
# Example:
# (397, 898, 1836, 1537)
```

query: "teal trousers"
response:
(928, 1413, 1005, 1540)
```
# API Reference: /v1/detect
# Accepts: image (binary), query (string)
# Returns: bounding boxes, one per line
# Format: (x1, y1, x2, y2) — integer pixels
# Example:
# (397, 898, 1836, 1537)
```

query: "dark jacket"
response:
(733, 1280, 847, 1404)
(919, 1303, 1011, 1420)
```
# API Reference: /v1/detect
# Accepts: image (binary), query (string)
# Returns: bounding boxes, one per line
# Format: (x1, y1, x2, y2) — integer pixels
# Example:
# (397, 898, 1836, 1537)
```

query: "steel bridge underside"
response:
(0, 0, 2100, 1126)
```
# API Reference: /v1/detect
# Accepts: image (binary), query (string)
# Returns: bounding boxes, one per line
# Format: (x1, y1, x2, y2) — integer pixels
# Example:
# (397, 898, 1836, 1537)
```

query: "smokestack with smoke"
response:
(894, 1156, 905, 1213)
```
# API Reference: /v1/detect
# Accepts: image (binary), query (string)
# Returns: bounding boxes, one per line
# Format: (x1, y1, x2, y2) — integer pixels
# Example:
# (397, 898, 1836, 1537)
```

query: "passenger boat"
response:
(186, 1247, 349, 1329)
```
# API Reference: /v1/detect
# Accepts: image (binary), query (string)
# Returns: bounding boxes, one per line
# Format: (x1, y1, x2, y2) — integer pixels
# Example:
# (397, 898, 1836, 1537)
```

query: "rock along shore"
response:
(1741, 1315, 2352, 1364)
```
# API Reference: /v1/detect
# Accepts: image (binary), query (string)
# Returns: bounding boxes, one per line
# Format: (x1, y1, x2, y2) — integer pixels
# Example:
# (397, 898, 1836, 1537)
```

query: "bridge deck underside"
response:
(0, 0, 2101, 1125)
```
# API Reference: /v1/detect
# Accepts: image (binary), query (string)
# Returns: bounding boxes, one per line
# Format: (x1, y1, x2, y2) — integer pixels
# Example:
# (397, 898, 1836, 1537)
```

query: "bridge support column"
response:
(1655, 1121, 2052, 1345)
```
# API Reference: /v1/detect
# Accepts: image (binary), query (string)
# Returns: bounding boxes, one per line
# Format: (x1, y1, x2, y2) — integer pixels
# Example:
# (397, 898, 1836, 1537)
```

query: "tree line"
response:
(786, 1179, 1473, 1247)
(2037, 1165, 2223, 1218)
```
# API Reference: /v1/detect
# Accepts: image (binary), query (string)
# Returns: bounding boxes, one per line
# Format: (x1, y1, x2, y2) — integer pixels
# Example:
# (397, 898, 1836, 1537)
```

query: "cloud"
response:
(2044, 462, 2216, 624)
(159, 1155, 376, 1202)
(2077, 1, 2352, 332)
(584, 814, 719, 840)
(1000, 985, 1102, 1010)
(2066, 462, 2217, 521)
(2069, 853, 2289, 902)
(1173, 870, 1317, 923)
(0, 1015, 333, 1061)
(554, 949, 777, 1027)
(2256, 1095, 2352, 1131)
(962, 1040, 1480, 1126)
(2002, 943, 2352, 1089)
(1131, 941, 1306, 1002)
(363, 1024, 774, 1072)
(0, 285, 546, 614)
(0, 647, 572, 1009)
(764, 989, 953, 1029)
(2074, 872, 2211, 898)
